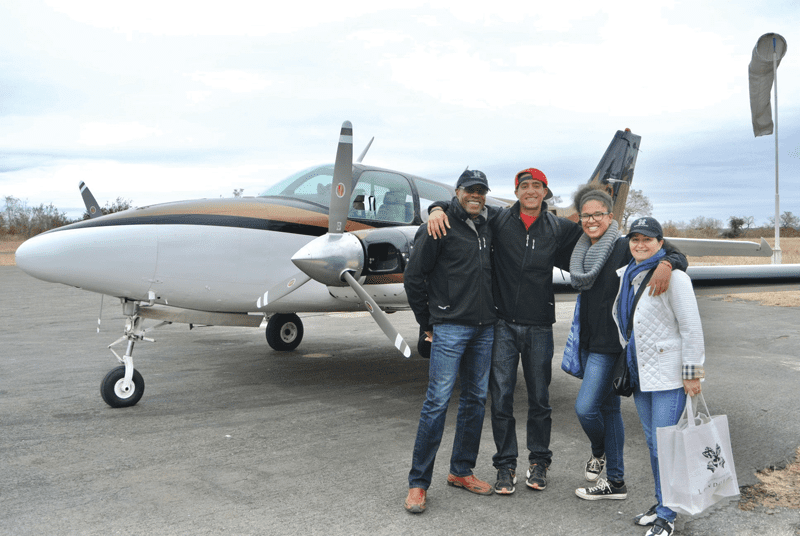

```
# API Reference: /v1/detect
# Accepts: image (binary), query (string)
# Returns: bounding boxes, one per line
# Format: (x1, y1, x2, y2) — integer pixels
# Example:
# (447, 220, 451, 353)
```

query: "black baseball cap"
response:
(456, 169, 490, 191)
(628, 217, 663, 239)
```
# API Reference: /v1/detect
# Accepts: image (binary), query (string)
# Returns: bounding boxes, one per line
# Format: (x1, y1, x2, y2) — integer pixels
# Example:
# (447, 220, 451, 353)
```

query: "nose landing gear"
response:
(101, 300, 169, 408)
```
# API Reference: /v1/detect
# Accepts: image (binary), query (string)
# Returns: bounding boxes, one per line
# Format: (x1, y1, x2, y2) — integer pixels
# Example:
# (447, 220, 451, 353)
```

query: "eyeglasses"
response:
(462, 186, 488, 195)
(580, 211, 610, 221)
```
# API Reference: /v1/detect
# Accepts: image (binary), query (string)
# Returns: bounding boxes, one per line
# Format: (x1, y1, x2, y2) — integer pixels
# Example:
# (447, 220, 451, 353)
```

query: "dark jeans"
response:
(489, 319, 554, 470)
(574, 350, 625, 481)
(408, 323, 494, 490)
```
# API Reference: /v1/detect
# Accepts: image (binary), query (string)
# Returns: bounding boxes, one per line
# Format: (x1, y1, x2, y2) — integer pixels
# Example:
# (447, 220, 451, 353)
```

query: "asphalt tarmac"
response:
(2, 266, 799, 536)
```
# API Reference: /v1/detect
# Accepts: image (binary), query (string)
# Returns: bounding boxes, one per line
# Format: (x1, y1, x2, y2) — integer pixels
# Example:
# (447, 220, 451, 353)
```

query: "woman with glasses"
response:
(567, 185, 687, 511)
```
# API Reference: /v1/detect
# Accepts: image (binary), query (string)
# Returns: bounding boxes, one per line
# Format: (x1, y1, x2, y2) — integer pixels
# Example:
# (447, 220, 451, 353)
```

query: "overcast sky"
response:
(2, 0, 800, 227)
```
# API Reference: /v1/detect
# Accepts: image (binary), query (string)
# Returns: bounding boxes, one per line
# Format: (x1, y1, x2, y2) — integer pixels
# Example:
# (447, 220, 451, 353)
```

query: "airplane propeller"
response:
(256, 121, 411, 358)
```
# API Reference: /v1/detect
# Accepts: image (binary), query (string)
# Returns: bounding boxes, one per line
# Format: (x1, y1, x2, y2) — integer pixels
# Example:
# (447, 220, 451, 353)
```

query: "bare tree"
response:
(687, 216, 722, 238)
(2, 195, 71, 237)
(622, 189, 653, 230)
(766, 211, 800, 230)
(233, 189, 244, 198)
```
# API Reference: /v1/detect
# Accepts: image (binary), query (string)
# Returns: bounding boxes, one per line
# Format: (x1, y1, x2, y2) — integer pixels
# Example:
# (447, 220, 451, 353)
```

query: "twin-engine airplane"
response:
(15, 122, 800, 408)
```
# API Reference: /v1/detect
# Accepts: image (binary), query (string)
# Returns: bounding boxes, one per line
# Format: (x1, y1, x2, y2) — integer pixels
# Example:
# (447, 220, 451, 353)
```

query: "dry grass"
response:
(740, 447, 800, 511)
(0, 237, 23, 266)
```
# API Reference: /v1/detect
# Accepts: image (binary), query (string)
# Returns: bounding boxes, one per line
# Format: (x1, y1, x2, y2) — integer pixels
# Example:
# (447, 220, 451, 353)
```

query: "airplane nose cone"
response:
(291, 233, 364, 287)
(14, 235, 48, 279)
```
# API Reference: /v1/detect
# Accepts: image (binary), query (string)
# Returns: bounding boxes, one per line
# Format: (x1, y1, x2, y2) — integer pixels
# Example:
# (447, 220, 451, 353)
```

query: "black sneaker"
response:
(526, 463, 547, 490)
(574, 477, 628, 500)
(634, 504, 659, 526)
(584, 453, 606, 481)
(494, 467, 516, 495)
(645, 518, 674, 536)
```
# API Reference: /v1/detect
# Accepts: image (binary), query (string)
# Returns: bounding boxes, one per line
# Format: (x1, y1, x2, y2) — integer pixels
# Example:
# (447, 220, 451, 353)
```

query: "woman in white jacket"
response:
(612, 217, 704, 536)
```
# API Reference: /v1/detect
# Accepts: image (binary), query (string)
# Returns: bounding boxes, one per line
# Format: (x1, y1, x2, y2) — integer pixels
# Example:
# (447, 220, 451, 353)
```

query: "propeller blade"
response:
(79, 181, 101, 218)
(256, 272, 312, 309)
(328, 121, 354, 235)
(342, 271, 411, 358)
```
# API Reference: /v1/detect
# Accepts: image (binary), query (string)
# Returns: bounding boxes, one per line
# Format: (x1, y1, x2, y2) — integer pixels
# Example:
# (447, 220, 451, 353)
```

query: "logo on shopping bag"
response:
(702, 444, 726, 473)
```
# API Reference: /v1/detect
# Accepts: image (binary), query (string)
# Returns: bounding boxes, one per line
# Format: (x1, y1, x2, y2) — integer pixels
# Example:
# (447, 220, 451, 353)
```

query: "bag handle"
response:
(684, 392, 711, 428)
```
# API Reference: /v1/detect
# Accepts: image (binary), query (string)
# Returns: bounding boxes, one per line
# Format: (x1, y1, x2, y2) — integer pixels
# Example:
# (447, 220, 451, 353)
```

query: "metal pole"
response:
(772, 37, 782, 264)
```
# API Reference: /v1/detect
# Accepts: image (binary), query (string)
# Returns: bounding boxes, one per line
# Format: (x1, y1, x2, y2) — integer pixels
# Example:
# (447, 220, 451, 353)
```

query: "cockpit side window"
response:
(414, 180, 453, 222)
(350, 171, 413, 224)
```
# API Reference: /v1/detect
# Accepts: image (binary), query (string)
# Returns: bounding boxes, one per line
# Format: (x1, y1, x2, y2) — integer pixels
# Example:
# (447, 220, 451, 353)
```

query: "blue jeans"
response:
(574, 350, 625, 481)
(489, 320, 554, 469)
(408, 323, 494, 489)
(634, 386, 686, 522)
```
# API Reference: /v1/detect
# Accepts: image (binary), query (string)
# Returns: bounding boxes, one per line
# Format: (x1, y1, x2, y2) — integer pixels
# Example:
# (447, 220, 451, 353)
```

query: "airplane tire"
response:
(100, 366, 145, 408)
(266, 313, 304, 351)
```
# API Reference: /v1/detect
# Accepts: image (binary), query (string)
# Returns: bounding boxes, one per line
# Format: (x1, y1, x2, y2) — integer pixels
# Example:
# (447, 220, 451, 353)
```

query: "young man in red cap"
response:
(427, 168, 582, 495)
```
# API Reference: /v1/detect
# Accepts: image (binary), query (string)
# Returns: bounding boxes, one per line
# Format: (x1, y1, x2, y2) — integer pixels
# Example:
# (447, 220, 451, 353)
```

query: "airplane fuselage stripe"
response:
(49, 214, 329, 237)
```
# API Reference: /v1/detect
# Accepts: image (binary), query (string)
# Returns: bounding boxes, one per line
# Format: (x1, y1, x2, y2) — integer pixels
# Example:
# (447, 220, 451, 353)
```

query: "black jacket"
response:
(489, 201, 583, 325)
(430, 200, 583, 326)
(578, 238, 688, 354)
(404, 198, 496, 331)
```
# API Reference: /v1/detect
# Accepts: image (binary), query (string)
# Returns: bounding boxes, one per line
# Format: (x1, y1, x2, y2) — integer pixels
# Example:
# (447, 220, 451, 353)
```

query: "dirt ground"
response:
(4, 235, 799, 511)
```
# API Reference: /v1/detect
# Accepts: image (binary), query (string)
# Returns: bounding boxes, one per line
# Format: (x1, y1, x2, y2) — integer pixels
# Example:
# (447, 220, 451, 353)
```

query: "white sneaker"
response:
(584, 453, 606, 481)
(634, 504, 658, 526)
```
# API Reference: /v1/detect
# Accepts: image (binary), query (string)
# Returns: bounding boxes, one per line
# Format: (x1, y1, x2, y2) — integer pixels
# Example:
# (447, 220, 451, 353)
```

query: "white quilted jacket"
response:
(612, 267, 705, 392)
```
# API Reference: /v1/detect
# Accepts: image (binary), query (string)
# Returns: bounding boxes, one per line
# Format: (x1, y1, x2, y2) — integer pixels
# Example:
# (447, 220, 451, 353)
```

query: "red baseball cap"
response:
(514, 168, 552, 199)
(515, 168, 547, 188)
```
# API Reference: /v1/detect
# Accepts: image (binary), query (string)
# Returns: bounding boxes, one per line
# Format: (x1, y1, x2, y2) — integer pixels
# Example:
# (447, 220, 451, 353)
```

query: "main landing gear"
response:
(101, 299, 168, 408)
(265, 313, 304, 351)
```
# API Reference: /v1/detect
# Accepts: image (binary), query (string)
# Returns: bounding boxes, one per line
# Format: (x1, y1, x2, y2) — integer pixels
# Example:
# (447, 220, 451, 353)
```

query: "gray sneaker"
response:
(584, 453, 606, 481)
(575, 477, 627, 500)
(494, 467, 516, 495)
(526, 463, 547, 490)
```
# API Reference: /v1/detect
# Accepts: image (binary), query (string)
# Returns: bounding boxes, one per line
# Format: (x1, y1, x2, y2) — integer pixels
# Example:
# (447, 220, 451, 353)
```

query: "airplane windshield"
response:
(259, 165, 335, 206)
(259, 165, 415, 224)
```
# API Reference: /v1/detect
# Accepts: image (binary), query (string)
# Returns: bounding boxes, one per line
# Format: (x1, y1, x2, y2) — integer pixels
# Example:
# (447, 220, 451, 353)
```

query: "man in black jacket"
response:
(403, 170, 497, 514)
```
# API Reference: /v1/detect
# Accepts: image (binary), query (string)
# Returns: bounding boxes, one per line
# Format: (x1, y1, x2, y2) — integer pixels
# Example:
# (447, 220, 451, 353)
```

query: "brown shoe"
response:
(446, 474, 494, 495)
(404, 487, 427, 513)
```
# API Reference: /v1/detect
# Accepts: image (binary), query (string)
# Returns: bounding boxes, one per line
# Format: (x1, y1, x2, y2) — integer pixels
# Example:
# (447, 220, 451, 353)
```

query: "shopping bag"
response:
(657, 393, 739, 516)
(560, 295, 583, 379)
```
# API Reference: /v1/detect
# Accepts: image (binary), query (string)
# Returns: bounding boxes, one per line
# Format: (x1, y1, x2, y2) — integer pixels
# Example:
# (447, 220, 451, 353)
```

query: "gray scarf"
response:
(569, 220, 620, 290)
